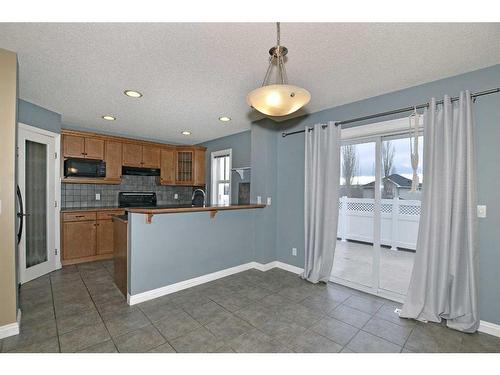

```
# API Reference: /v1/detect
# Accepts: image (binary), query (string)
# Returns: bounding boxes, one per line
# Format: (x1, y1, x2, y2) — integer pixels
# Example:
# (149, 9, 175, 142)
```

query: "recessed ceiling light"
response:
(219, 116, 231, 122)
(102, 115, 116, 121)
(124, 90, 143, 98)
(181, 131, 191, 136)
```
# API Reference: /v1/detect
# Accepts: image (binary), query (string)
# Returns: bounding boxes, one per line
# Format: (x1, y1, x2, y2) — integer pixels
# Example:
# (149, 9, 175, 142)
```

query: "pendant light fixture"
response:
(247, 22, 310, 117)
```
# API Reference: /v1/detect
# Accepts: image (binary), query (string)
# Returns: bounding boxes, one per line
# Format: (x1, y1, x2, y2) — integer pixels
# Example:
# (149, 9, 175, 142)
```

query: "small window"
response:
(211, 149, 232, 205)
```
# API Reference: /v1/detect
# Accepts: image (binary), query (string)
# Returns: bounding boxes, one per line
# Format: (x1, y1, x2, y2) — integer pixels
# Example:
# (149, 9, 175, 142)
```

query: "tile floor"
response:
(2, 260, 500, 353)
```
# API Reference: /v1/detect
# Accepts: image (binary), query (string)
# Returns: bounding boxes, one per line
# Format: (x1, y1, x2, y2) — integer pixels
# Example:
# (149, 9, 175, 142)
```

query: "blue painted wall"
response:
(251, 122, 278, 264)
(128, 210, 256, 294)
(274, 64, 500, 324)
(18, 99, 61, 133)
(199, 130, 251, 204)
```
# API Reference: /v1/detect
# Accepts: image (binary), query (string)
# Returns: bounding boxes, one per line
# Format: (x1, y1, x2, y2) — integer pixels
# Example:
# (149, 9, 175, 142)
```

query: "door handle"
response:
(17, 213, 31, 217)
(16, 185, 24, 245)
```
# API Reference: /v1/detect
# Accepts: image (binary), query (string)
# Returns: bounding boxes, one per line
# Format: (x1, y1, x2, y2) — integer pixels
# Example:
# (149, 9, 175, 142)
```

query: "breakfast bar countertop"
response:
(125, 203, 266, 215)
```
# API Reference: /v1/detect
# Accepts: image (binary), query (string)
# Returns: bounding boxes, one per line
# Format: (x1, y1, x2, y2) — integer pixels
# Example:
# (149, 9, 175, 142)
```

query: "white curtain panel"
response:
(401, 91, 479, 332)
(303, 122, 341, 283)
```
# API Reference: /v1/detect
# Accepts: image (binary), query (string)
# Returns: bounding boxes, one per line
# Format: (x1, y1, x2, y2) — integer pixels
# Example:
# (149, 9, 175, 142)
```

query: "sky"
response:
(341, 136, 424, 185)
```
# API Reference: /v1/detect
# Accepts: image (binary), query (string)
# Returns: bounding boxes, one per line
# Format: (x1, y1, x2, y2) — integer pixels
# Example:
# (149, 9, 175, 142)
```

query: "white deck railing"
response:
(337, 197, 421, 251)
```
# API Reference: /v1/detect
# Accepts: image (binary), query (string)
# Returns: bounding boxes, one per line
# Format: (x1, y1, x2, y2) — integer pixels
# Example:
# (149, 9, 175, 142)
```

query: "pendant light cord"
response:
(277, 22, 280, 47)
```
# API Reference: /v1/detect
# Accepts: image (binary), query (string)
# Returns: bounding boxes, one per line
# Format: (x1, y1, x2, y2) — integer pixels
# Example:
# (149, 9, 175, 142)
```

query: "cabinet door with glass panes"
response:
(175, 148, 194, 185)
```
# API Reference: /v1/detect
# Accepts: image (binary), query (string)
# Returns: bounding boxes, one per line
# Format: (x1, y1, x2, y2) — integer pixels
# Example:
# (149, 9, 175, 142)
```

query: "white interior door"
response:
(17, 124, 58, 283)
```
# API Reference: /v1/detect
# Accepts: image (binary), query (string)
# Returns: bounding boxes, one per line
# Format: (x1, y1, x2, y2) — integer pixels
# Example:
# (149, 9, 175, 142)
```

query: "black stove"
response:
(118, 192, 157, 208)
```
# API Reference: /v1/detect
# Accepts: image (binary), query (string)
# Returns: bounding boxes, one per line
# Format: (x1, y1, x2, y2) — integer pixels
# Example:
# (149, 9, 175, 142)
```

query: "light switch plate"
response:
(477, 205, 487, 218)
(174, 193, 179, 200)
(292, 247, 297, 256)
(95, 193, 100, 201)
(267, 197, 272, 206)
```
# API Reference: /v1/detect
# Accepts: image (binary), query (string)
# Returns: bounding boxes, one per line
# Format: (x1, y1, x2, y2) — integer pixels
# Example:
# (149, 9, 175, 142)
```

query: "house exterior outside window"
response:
(211, 149, 232, 205)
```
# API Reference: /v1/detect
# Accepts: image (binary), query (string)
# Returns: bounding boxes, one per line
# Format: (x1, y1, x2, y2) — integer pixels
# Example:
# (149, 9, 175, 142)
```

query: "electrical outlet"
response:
(95, 193, 100, 201)
(257, 196, 262, 204)
(174, 193, 179, 200)
(477, 205, 487, 218)
(292, 247, 297, 256)
(267, 197, 272, 206)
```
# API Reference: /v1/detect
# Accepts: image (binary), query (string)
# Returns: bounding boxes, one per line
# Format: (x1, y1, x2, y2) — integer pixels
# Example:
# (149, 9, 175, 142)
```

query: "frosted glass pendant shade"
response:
(247, 84, 311, 117)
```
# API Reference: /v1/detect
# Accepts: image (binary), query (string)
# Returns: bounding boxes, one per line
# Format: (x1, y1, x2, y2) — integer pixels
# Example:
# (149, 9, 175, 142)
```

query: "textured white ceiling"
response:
(1, 23, 499, 144)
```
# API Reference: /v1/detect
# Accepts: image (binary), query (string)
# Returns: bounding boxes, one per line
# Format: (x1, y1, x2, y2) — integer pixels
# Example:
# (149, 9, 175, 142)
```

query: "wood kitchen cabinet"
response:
(142, 145, 161, 168)
(122, 142, 143, 167)
(175, 148, 194, 185)
(193, 148, 206, 186)
(63, 134, 104, 160)
(161, 147, 205, 186)
(61, 209, 124, 265)
(61, 129, 206, 187)
(122, 143, 160, 168)
(62, 220, 97, 261)
(96, 220, 114, 255)
(105, 140, 122, 182)
(159, 148, 175, 185)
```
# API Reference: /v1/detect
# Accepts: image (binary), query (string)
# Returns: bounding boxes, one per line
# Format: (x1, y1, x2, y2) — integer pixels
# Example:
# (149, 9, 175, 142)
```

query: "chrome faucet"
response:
(191, 188, 206, 207)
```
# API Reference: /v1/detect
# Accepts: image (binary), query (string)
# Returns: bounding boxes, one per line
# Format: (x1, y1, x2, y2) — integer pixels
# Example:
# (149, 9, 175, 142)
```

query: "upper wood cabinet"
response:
(105, 141, 122, 181)
(159, 148, 175, 185)
(142, 145, 161, 168)
(175, 148, 194, 185)
(85, 137, 105, 159)
(63, 134, 104, 160)
(122, 143, 142, 167)
(193, 148, 206, 186)
(63, 135, 85, 158)
(61, 130, 205, 186)
(122, 143, 160, 168)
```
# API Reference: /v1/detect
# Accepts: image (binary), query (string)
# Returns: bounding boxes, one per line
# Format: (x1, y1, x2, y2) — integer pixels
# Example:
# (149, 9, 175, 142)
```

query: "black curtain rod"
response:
(281, 87, 500, 138)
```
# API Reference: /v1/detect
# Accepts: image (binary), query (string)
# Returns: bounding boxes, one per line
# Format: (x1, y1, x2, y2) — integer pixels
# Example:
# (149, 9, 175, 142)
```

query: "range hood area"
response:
(122, 166, 160, 176)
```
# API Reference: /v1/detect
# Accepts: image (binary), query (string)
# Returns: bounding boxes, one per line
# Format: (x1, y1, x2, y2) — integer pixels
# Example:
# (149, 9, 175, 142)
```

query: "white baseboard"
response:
(128, 262, 256, 305)
(0, 309, 21, 340)
(252, 260, 277, 271)
(275, 261, 304, 275)
(127, 260, 304, 305)
(479, 320, 500, 338)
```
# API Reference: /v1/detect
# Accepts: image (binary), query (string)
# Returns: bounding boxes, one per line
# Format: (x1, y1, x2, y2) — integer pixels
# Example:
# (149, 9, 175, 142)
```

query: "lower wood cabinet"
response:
(62, 221, 97, 260)
(62, 209, 124, 265)
(96, 219, 114, 255)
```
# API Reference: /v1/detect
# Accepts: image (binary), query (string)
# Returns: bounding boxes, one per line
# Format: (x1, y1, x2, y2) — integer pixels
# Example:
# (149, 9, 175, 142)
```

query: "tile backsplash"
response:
(61, 175, 194, 208)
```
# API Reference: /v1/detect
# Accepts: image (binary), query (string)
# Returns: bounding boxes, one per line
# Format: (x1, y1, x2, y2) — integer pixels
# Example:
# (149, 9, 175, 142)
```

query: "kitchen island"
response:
(113, 204, 266, 304)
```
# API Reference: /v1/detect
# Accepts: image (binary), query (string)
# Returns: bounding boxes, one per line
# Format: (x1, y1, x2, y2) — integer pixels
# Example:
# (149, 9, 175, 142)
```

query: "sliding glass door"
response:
(332, 130, 423, 302)
(332, 139, 376, 288)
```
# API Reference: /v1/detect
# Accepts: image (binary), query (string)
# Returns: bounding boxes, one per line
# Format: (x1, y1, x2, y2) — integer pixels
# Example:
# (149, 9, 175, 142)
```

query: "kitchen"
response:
(58, 128, 265, 300)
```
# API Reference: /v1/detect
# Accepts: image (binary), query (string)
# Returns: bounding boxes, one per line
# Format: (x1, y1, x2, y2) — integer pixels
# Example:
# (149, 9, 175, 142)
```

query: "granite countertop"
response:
(61, 206, 122, 212)
(112, 214, 129, 223)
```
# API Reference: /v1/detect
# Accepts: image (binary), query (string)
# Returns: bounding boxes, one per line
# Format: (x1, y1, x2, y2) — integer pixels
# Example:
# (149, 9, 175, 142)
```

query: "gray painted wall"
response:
(128, 210, 256, 294)
(274, 64, 500, 324)
(199, 130, 251, 204)
(251, 122, 278, 264)
(18, 99, 61, 133)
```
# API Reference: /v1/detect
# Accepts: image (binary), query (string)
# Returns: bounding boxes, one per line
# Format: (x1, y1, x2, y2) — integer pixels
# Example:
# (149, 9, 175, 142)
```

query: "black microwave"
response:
(64, 158, 106, 178)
